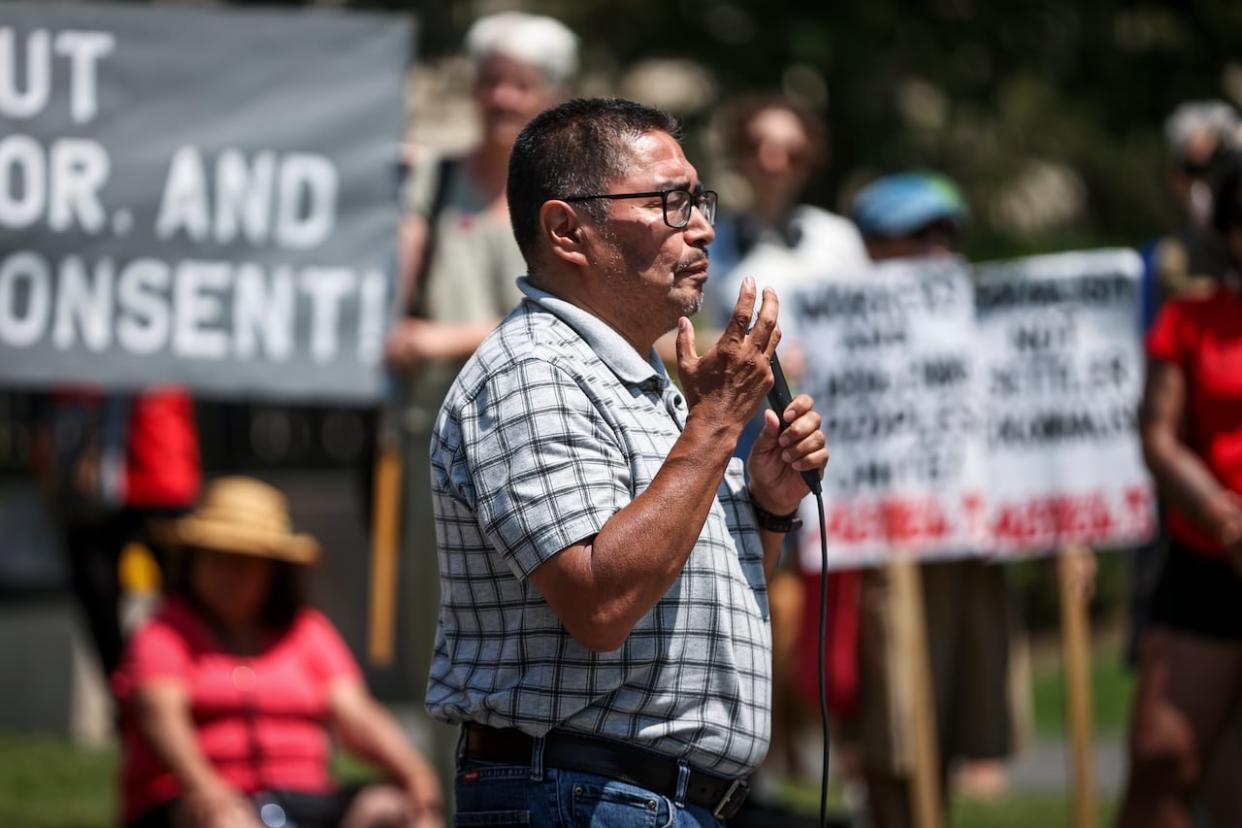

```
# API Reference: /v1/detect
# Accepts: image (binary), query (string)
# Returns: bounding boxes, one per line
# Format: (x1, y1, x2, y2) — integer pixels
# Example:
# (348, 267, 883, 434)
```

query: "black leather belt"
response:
(460, 724, 750, 820)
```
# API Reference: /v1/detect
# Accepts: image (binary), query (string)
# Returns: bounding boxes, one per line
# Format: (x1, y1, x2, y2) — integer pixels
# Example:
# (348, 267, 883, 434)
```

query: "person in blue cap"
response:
(838, 172, 1016, 827)
(850, 172, 968, 260)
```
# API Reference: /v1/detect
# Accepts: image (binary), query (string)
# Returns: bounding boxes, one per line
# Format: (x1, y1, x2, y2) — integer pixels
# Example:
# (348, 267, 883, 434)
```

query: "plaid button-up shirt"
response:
(426, 278, 772, 776)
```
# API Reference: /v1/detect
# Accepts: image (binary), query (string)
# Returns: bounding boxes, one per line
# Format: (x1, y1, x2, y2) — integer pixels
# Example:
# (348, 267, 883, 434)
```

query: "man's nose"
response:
(685, 201, 715, 245)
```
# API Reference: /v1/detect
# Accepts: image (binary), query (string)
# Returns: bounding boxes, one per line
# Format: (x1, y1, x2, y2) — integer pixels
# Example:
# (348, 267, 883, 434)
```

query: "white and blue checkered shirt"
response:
(426, 277, 772, 776)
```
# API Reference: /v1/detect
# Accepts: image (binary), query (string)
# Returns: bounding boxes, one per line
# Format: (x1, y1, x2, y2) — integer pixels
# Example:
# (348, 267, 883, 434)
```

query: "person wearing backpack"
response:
(37, 387, 201, 679)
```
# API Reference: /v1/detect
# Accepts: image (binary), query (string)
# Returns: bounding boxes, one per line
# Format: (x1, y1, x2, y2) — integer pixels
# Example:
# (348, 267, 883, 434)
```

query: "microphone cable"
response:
(767, 353, 832, 828)
(814, 491, 830, 828)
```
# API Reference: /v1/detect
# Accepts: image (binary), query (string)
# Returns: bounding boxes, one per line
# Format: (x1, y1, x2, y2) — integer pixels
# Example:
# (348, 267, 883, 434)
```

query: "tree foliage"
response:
(364, 0, 1242, 257)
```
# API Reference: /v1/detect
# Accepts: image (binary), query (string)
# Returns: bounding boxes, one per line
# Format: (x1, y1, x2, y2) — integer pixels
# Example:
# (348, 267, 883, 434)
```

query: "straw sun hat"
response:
(153, 476, 319, 565)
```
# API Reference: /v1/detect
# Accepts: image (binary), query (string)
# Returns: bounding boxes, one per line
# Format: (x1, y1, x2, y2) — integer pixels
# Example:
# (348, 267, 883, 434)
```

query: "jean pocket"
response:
(455, 763, 535, 823)
(570, 779, 670, 828)
(455, 810, 531, 827)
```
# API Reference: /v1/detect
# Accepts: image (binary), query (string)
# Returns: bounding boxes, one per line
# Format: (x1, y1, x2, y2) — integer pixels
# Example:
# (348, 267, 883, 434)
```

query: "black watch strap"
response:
(748, 490, 803, 533)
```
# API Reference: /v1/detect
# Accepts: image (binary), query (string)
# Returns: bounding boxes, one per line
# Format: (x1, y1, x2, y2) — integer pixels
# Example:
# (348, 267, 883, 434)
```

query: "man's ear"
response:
(540, 200, 591, 267)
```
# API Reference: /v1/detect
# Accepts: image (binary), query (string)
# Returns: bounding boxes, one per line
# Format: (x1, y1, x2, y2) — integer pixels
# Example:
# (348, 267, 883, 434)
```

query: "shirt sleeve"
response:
(461, 358, 631, 581)
(299, 610, 363, 687)
(114, 616, 192, 698)
(1146, 298, 1193, 364)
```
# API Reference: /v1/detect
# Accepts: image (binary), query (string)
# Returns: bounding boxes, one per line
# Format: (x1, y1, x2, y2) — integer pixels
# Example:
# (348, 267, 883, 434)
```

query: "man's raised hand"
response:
(675, 277, 781, 429)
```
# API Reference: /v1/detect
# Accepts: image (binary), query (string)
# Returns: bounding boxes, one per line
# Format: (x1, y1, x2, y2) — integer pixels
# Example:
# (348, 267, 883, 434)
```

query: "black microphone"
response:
(768, 353, 822, 495)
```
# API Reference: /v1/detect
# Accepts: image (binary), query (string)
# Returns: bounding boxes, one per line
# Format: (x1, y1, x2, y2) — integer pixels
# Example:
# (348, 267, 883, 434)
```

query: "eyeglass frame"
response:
(560, 188, 719, 229)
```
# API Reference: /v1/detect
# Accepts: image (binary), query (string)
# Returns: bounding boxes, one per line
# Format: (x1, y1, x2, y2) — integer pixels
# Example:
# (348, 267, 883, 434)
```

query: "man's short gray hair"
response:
(465, 12, 579, 87)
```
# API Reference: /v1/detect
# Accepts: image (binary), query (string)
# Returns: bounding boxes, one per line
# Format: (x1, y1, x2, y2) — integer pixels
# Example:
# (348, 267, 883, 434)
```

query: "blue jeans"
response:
(454, 759, 725, 827)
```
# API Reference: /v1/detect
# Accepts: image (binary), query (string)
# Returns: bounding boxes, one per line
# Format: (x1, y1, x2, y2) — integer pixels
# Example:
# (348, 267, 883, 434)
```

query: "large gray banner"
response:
(0, 3, 410, 402)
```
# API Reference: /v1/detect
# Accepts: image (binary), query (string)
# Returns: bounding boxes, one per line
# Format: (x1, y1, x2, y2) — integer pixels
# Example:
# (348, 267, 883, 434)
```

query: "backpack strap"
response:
(406, 156, 457, 319)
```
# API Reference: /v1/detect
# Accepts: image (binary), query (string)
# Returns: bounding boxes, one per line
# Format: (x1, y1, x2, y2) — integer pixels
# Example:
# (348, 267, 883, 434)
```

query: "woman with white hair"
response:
(386, 11, 578, 360)
(382, 9, 578, 789)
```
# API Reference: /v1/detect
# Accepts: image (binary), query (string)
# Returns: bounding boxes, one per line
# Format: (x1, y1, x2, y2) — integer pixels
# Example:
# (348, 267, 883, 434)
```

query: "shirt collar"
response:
(518, 276, 668, 390)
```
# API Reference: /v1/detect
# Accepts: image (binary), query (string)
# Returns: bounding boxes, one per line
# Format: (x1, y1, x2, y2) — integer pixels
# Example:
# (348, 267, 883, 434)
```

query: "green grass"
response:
(0, 736, 116, 828)
(330, 749, 385, 786)
(0, 733, 1119, 827)
(952, 794, 1116, 828)
(0, 736, 388, 828)
(1031, 633, 1135, 738)
(776, 780, 1116, 828)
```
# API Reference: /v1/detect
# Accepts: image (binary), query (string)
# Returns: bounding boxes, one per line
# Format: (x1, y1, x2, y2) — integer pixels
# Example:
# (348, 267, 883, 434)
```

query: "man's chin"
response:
(678, 292, 705, 319)
(656, 280, 704, 325)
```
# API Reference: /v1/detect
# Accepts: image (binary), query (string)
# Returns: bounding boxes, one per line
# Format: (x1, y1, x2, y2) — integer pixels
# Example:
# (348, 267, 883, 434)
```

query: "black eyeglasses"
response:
(562, 188, 718, 228)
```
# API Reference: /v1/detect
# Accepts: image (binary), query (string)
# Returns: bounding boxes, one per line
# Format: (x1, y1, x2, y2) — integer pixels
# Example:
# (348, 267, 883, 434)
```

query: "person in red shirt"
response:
(1119, 164, 1242, 827)
(39, 387, 201, 679)
(113, 476, 442, 828)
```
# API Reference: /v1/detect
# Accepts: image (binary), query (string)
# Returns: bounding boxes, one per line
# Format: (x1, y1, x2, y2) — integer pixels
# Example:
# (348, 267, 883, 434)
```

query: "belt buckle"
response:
(712, 778, 748, 819)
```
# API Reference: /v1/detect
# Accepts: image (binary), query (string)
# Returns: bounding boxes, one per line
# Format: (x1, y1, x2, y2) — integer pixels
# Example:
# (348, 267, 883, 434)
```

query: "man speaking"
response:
(426, 98, 828, 824)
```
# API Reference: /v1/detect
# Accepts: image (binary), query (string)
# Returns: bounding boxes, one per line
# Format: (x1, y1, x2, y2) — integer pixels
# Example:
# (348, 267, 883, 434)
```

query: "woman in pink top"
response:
(113, 477, 442, 828)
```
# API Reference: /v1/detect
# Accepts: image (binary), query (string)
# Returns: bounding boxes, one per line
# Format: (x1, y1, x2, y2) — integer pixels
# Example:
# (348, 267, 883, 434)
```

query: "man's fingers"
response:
(726, 277, 758, 340)
(675, 317, 698, 368)
(777, 418, 823, 455)
(766, 326, 783, 360)
(781, 430, 826, 467)
(749, 288, 780, 353)
(753, 409, 782, 449)
(777, 393, 816, 427)
(793, 447, 830, 474)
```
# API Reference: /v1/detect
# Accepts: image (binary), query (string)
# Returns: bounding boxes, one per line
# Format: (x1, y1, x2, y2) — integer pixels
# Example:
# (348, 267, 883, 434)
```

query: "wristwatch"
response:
(748, 489, 803, 533)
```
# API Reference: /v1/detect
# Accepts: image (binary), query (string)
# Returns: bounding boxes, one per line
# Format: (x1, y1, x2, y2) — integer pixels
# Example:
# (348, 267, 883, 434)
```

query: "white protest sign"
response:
(975, 249, 1155, 553)
(792, 250, 1156, 570)
(793, 257, 989, 568)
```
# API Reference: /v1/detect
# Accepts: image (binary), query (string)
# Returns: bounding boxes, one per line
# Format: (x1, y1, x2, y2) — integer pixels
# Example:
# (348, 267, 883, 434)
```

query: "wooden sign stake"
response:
(889, 557, 943, 828)
(367, 431, 402, 666)
(1058, 544, 1097, 828)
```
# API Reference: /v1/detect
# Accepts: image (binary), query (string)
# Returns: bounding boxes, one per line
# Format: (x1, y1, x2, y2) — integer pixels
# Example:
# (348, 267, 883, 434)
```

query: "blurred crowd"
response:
(12, 6, 1242, 828)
